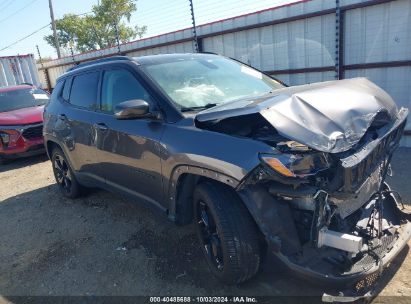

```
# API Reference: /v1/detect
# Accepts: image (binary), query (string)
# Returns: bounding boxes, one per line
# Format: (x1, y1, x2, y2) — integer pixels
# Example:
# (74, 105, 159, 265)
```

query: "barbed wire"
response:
(0, 0, 298, 56)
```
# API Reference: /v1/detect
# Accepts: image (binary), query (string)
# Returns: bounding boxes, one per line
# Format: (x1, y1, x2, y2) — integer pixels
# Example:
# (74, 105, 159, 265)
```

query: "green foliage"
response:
(44, 0, 147, 53)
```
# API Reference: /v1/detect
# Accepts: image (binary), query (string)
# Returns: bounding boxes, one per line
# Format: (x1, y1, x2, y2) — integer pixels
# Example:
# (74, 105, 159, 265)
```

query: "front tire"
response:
(193, 181, 262, 284)
(51, 147, 82, 198)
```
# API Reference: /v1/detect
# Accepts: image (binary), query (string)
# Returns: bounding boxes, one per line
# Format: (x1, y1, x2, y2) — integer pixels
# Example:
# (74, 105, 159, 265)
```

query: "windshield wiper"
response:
(180, 103, 218, 112)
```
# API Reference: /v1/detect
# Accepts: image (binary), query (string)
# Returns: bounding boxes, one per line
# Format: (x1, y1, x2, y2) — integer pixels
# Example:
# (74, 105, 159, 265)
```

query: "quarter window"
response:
(62, 77, 72, 101)
(69, 72, 99, 109)
(101, 69, 151, 112)
(52, 80, 64, 101)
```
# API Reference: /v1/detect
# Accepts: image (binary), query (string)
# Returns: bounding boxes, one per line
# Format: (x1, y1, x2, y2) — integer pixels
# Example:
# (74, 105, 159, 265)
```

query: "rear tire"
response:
(193, 181, 262, 284)
(51, 147, 83, 198)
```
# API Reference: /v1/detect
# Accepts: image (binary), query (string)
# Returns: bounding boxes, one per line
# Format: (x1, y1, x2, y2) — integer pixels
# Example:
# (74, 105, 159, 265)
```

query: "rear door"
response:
(93, 66, 165, 209)
(59, 70, 104, 183)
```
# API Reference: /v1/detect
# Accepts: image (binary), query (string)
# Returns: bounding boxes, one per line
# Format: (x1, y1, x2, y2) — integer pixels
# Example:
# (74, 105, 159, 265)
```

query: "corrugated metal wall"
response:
(202, 13, 336, 71)
(343, 0, 411, 138)
(37, 0, 411, 144)
(0, 54, 40, 87)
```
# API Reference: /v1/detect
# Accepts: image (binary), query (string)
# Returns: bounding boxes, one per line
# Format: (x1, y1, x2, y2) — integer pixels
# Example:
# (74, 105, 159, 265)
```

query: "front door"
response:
(94, 67, 165, 208)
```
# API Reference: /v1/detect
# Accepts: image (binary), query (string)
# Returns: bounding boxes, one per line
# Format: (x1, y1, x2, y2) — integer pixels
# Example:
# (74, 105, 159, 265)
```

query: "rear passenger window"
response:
(69, 72, 99, 110)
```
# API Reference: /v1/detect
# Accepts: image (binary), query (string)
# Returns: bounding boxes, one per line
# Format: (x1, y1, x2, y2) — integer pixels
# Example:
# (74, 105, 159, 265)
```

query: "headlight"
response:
(261, 156, 295, 177)
(0, 132, 10, 145)
(0, 130, 20, 148)
(260, 152, 332, 178)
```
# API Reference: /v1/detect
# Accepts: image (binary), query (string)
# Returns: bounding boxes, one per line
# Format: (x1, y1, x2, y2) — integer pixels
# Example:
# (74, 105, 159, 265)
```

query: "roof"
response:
(0, 54, 33, 60)
(0, 84, 33, 93)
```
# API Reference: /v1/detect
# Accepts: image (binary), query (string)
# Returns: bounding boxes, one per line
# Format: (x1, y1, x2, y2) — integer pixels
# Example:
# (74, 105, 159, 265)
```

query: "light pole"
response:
(48, 0, 61, 58)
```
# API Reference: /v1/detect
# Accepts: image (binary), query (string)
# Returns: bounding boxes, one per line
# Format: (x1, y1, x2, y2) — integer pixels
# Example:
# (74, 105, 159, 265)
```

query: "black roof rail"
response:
(67, 56, 132, 72)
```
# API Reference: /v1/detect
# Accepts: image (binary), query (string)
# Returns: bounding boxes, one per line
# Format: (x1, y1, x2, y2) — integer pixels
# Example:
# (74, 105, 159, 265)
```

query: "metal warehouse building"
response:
(0, 54, 40, 87)
(37, 0, 411, 145)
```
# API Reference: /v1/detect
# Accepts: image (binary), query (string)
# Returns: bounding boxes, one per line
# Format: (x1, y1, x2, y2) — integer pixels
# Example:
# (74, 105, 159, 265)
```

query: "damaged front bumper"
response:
(239, 184, 411, 302)
(273, 194, 411, 302)
(236, 109, 410, 301)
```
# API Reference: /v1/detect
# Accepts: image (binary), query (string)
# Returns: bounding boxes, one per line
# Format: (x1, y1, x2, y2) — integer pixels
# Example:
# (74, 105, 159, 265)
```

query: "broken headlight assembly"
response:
(260, 148, 332, 178)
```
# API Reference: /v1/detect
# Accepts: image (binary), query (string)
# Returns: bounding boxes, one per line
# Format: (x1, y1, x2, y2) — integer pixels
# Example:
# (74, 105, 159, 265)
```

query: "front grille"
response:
(22, 124, 43, 139)
(355, 272, 380, 292)
(349, 234, 396, 274)
(340, 118, 406, 192)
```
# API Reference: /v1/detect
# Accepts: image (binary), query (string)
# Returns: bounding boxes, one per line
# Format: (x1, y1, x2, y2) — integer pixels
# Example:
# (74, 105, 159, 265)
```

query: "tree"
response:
(44, 0, 147, 53)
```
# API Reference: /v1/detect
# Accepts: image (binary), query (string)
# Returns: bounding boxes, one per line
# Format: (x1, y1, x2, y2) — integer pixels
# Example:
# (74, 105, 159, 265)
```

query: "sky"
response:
(0, 0, 298, 59)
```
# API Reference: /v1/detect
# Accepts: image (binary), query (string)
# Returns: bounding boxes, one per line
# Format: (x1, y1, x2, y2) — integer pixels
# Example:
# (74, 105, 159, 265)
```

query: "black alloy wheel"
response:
(193, 181, 262, 284)
(51, 147, 82, 198)
(54, 154, 72, 194)
(197, 200, 224, 270)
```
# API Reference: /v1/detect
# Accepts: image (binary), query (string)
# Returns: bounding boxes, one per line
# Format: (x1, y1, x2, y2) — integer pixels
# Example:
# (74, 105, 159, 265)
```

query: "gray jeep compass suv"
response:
(43, 54, 410, 300)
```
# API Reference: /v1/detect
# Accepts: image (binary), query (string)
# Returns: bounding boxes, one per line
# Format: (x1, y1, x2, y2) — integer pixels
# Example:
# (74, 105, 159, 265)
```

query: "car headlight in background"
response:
(0, 133, 10, 145)
(260, 152, 332, 178)
(0, 129, 21, 148)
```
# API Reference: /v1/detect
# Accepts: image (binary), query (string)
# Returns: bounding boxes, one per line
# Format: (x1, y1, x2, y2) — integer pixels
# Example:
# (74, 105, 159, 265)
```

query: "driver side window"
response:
(101, 69, 151, 112)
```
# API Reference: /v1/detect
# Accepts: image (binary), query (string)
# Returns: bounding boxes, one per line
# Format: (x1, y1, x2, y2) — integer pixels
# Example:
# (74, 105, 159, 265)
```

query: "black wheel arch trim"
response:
(167, 164, 240, 221)
(44, 136, 76, 172)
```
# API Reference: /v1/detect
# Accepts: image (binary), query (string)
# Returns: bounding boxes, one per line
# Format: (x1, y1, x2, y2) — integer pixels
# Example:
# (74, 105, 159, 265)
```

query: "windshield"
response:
(142, 56, 284, 111)
(0, 88, 49, 112)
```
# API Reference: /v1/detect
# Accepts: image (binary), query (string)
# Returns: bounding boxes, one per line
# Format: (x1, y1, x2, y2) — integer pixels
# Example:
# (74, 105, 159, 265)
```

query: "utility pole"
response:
(48, 0, 61, 58)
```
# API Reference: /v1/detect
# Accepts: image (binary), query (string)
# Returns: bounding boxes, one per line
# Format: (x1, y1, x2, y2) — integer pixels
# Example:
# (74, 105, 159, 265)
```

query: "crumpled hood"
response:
(195, 78, 401, 153)
(0, 106, 44, 126)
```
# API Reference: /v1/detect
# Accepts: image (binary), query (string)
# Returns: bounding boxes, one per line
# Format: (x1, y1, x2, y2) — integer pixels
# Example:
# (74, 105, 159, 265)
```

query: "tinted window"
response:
(0, 88, 49, 112)
(51, 80, 64, 102)
(69, 72, 99, 109)
(101, 69, 151, 112)
(62, 77, 72, 101)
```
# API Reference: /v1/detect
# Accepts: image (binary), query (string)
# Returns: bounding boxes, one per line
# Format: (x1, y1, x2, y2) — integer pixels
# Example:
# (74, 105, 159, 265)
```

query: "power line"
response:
(0, 0, 40, 24)
(0, 0, 14, 12)
(0, 23, 51, 52)
(0, 9, 94, 53)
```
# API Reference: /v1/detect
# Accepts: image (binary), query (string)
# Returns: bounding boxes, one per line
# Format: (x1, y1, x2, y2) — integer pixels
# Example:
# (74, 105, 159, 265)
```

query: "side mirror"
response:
(114, 99, 150, 120)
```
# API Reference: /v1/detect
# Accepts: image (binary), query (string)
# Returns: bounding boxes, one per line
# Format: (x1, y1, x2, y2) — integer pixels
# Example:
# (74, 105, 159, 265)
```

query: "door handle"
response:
(94, 123, 108, 131)
(58, 114, 67, 120)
